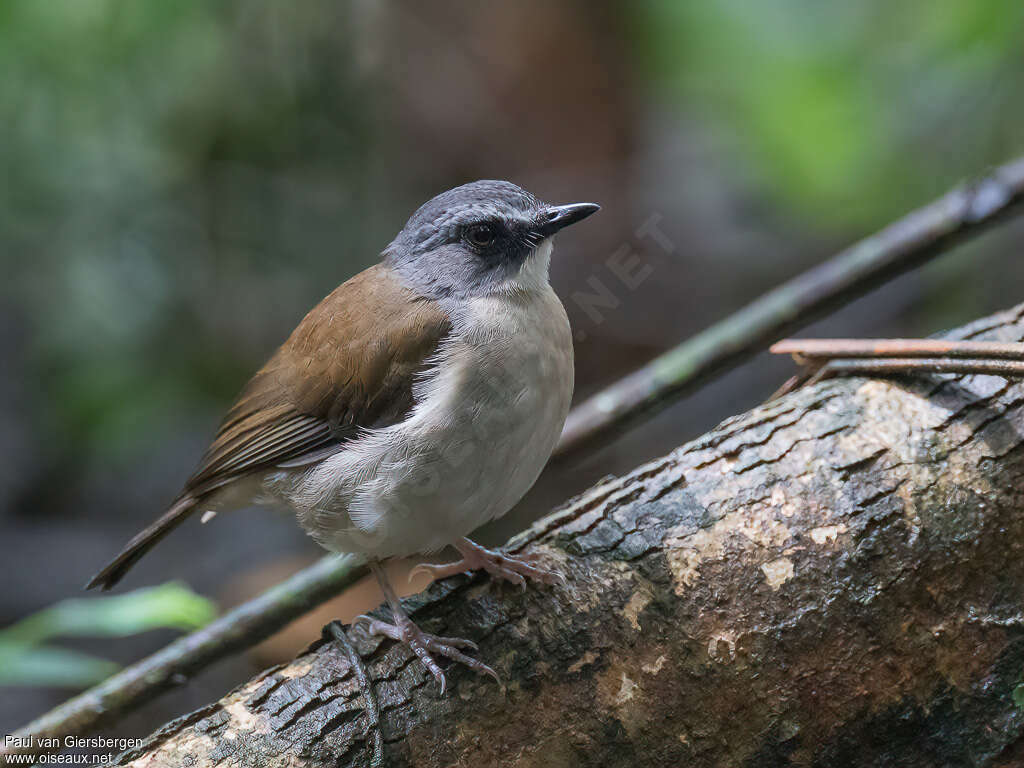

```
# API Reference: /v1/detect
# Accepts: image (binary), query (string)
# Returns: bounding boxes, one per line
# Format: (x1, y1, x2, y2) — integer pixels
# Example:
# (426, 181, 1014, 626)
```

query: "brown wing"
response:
(86, 263, 449, 590)
(185, 263, 451, 496)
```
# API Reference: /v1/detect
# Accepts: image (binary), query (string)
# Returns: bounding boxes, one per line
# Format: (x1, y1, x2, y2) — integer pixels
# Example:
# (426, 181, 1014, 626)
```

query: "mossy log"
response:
(114, 304, 1024, 767)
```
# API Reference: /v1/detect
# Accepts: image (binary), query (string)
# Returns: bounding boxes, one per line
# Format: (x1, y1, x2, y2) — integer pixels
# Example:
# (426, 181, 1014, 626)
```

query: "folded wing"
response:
(87, 264, 450, 589)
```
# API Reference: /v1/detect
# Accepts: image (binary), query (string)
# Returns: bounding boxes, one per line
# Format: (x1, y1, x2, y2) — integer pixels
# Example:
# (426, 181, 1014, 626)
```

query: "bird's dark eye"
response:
(464, 223, 496, 248)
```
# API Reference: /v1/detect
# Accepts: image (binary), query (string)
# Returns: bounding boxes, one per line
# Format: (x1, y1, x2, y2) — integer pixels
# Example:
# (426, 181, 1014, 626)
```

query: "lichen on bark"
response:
(115, 303, 1024, 768)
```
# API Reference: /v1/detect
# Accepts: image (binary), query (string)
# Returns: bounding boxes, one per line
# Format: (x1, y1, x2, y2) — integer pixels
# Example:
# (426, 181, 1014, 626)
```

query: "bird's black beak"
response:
(536, 202, 600, 238)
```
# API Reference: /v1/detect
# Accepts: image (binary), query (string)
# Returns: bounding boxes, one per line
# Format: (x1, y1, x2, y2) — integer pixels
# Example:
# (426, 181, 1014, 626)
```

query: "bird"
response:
(87, 179, 599, 690)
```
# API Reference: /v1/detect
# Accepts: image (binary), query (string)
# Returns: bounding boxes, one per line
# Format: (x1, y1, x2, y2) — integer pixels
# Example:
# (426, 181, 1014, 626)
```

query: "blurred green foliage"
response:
(0, 582, 216, 687)
(638, 0, 1024, 226)
(0, 0, 381, 465)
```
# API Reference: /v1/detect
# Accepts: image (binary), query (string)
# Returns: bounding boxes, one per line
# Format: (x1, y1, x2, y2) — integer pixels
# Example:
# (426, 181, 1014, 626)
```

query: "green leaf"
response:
(0, 583, 217, 689)
(0, 643, 121, 688)
(0, 582, 217, 646)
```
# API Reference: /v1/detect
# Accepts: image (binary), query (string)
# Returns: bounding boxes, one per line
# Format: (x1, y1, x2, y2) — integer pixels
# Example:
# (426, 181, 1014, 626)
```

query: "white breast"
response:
(271, 259, 574, 559)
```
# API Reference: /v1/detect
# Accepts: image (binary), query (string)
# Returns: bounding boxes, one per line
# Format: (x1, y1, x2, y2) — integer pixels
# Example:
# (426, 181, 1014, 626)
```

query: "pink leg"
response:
(352, 560, 498, 694)
(411, 538, 561, 589)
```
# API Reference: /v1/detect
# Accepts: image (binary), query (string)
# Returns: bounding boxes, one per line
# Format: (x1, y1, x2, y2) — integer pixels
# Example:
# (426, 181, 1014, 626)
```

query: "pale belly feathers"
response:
(261, 285, 574, 559)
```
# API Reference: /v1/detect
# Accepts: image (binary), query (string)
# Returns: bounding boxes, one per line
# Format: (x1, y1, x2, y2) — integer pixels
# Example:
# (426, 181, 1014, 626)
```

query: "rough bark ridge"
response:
(114, 304, 1024, 768)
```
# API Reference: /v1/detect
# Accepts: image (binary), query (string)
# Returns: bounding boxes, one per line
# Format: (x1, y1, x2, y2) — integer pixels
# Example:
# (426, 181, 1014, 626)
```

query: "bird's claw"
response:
(412, 544, 562, 589)
(351, 613, 496, 694)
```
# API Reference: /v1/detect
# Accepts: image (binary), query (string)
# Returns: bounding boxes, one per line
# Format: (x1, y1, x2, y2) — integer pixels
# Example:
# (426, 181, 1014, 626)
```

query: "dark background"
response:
(2, 0, 1023, 740)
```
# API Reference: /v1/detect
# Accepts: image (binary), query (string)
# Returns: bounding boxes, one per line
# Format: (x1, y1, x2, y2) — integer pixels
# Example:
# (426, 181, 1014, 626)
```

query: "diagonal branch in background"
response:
(555, 155, 1024, 459)
(99, 302, 1024, 766)
(6, 155, 1024, 761)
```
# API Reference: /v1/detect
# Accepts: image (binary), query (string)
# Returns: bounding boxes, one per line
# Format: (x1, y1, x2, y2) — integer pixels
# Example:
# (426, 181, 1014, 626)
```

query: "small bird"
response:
(88, 180, 598, 690)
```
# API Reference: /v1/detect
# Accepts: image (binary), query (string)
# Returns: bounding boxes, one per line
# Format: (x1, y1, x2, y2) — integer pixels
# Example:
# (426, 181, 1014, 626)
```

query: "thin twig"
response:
(768, 339, 1024, 397)
(771, 357, 1024, 399)
(818, 358, 1024, 377)
(771, 338, 1024, 360)
(554, 156, 1024, 460)
(329, 621, 384, 768)
(2, 555, 366, 764)
(768, 370, 822, 400)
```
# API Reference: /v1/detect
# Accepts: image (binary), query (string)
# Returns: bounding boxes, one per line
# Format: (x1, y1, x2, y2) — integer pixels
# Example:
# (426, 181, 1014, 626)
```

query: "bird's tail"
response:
(85, 496, 197, 591)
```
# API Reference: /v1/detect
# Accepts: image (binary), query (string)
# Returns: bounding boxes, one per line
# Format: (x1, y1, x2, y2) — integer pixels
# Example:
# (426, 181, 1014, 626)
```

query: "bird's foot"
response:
(411, 538, 561, 589)
(352, 612, 498, 694)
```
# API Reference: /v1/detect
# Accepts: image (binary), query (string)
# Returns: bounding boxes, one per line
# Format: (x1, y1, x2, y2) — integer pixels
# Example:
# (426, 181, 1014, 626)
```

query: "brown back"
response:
(185, 263, 451, 497)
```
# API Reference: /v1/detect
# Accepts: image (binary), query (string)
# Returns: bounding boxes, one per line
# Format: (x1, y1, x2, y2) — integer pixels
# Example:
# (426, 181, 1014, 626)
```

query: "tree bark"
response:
(113, 304, 1024, 768)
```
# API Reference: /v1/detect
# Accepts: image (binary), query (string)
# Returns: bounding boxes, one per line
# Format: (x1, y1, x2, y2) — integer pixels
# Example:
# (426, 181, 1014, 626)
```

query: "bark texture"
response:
(114, 304, 1024, 768)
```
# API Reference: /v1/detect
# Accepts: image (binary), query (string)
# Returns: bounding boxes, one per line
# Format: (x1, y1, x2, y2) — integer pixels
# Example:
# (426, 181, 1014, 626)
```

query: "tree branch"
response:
(103, 301, 1024, 767)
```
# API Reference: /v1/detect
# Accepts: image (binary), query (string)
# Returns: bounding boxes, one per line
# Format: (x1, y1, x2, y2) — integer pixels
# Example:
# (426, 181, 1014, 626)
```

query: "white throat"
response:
(503, 237, 553, 294)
